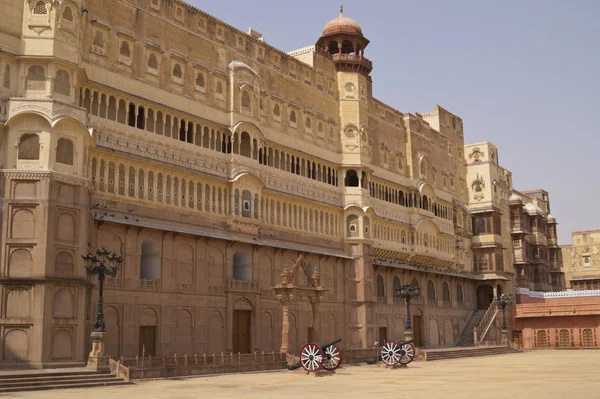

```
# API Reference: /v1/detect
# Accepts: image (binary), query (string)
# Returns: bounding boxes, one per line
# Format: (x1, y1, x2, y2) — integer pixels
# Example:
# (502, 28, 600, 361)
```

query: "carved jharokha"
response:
(273, 254, 326, 354)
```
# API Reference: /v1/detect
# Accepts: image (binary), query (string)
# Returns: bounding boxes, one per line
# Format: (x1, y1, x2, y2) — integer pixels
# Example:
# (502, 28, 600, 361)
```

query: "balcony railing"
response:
(140, 279, 159, 290)
(227, 279, 260, 293)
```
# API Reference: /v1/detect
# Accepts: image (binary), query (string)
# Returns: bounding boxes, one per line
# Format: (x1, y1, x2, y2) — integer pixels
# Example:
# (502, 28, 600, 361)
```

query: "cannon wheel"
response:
(300, 343, 323, 372)
(398, 342, 415, 365)
(380, 341, 402, 366)
(321, 343, 342, 371)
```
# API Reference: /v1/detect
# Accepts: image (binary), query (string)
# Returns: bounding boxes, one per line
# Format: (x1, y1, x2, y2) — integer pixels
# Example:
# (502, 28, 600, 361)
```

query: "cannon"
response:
(380, 338, 416, 366)
(288, 338, 342, 372)
(366, 338, 416, 366)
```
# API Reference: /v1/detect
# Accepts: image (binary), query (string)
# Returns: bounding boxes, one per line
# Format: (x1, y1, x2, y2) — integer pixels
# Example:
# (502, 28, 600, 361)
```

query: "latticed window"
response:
(18, 134, 40, 160)
(33, 1, 47, 14)
(56, 138, 74, 165)
(62, 6, 73, 22)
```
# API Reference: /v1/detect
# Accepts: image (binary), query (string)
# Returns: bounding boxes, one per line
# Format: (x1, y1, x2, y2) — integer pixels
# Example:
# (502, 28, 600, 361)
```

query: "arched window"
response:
(119, 41, 130, 57)
(18, 134, 40, 160)
(147, 54, 158, 70)
(4, 65, 10, 89)
(289, 110, 296, 124)
(273, 104, 280, 118)
(56, 138, 74, 165)
(318, 122, 324, 134)
(305, 117, 312, 130)
(346, 214, 358, 237)
(54, 70, 70, 96)
(62, 6, 73, 22)
(216, 81, 223, 94)
(241, 91, 251, 110)
(195, 72, 205, 89)
(344, 170, 359, 187)
(376, 275, 385, 298)
(172, 64, 182, 79)
(233, 251, 251, 282)
(427, 280, 436, 300)
(140, 239, 160, 280)
(443, 282, 451, 302)
(457, 284, 464, 303)
(393, 276, 401, 298)
(33, 1, 47, 14)
(411, 278, 420, 291)
(239, 132, 251, 158)
(26, 65, 45, 91)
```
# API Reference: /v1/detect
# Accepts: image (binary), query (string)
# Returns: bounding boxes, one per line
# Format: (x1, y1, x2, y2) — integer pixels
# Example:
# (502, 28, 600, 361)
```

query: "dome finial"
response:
(340, 4, 343, 14)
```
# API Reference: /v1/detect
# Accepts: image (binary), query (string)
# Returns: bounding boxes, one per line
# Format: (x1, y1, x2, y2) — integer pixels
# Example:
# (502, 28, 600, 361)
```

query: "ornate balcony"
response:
(227, 279, 260, 294)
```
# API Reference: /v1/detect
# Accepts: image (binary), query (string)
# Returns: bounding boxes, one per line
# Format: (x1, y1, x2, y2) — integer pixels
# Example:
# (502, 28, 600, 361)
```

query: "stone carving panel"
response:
(6, 288, 31, 319)
(3, 329, 29, 361)
(57, 184, 76, 204)
(11, 208, 35, 239)
(56, 212, 76, 242)
(51, 329, 73, 360)
(8, 248, 33, 278)
(53, 288, 74, 319)
(55, 251, 73, 278)
(207, 310, 224, 354)
(12, 181, 37, 199)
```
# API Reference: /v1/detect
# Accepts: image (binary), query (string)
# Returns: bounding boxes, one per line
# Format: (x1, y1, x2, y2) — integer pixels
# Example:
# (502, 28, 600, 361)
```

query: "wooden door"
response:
(413, 316, 422, 347)
(139, 326, 157, 357)
(233, 310, 251, 354)
(378, 327, 387, 345)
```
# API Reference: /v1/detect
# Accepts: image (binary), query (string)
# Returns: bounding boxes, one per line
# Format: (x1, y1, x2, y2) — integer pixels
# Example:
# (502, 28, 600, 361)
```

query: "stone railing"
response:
(475, 301, 498, 345)
(140, 279, 159, 290)
(517, 287, 600, 298)
(227, 279, 261, 293)
(110, 351, 286, 381)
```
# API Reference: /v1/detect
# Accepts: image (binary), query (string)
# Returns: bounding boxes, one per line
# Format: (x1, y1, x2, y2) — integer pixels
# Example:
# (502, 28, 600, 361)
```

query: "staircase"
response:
(422, 346, 520, 361)
(0, 369, 131, 393)
(455, 310, 486, 347)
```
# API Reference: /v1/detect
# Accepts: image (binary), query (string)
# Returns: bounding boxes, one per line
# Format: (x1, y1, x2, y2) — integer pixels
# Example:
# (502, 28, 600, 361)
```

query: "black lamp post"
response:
(497, 294, 513, 330)
(396, 283, 420, 331)
(82, 248, 123, 333)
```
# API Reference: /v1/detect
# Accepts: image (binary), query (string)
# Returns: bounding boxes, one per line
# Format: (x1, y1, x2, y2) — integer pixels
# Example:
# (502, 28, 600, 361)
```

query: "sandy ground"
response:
(6, 350, 600, 399)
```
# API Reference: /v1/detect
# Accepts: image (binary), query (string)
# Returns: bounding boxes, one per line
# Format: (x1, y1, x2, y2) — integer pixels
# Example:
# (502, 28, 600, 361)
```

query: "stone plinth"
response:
(404, 329, 414, 342)
(501, 329, 509, 347)
(87, 331, 109, 371)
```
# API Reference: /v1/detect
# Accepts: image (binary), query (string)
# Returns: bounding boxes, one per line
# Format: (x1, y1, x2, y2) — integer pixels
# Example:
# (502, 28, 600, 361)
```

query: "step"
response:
(0, 380, 130, 394)
(0, 377, 122, 388)
(0, 373, 113, 385)
(0, 370, 109, 380)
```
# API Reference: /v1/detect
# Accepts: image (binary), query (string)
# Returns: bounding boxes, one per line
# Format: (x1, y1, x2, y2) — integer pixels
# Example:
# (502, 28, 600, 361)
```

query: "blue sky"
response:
(190, 0, 600, 245)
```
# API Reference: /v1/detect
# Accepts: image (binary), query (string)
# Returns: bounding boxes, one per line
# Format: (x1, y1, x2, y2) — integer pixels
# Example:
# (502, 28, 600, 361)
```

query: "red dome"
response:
(322, 6, 362, 36)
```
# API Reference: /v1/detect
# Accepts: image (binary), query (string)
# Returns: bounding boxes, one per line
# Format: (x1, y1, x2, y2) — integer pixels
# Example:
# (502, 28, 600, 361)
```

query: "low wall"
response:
(111, 352, 287, 381)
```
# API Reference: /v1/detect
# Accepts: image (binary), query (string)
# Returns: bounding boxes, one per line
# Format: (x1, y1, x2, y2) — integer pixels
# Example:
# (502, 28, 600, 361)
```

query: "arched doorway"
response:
(476, 284, 494, 310)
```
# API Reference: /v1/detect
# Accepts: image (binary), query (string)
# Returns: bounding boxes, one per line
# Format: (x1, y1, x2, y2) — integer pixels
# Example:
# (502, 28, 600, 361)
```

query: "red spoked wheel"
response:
(398, 342, 416, 365)
(300, 343, 323, 372)
(321, 343, 342, 371)
(380, 341, 402, 366)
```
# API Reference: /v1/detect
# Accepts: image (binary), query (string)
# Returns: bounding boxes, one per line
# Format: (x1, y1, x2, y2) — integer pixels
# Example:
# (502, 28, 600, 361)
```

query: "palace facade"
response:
(0, 0, 562, 368)
(561, 230, 600, 290)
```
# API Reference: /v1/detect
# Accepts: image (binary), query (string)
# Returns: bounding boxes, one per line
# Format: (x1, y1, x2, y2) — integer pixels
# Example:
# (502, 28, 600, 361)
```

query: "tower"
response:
(316, 7, 375, 347)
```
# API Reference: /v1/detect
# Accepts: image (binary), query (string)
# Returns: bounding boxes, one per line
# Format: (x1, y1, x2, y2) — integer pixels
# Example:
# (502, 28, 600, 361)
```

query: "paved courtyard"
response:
(9, 351, 600, 399)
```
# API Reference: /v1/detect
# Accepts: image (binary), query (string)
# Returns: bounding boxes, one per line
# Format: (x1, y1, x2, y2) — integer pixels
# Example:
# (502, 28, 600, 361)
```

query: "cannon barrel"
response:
(320, 338, 342, 350)
(397, 338, 416, 346)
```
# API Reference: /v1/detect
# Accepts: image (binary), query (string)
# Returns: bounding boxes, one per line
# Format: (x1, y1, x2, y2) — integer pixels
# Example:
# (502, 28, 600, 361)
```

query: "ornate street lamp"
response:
(396, 283, 420, 331)
(497, 294, 513, 330)
(82, 248, 123, 333)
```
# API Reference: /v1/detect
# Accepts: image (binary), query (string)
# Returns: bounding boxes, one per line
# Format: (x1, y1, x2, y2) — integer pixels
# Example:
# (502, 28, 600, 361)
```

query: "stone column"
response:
(310, 297, 321, 344)
(280, 297, 290, 353)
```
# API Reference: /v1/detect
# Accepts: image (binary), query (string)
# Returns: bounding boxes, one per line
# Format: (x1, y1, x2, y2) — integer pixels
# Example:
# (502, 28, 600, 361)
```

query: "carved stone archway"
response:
(272, 253, 327, 353)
